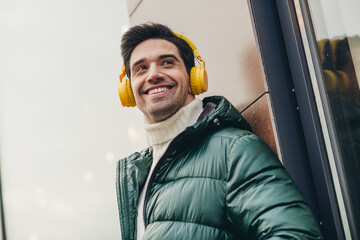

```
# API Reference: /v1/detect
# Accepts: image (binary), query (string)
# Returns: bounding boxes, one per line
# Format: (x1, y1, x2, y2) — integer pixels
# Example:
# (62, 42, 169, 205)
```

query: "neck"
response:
(144, 98, 203, 147)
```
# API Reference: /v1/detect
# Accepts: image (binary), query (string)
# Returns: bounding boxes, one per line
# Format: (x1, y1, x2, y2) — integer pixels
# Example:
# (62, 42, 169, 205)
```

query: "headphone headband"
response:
(173, 32, 197, 51)
(173, 32, 205, 68)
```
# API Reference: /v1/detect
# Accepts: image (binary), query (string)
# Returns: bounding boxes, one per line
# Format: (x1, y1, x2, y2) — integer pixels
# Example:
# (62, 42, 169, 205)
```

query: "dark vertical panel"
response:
(248, 0, 319, 214)
(248, 0, 344, 239)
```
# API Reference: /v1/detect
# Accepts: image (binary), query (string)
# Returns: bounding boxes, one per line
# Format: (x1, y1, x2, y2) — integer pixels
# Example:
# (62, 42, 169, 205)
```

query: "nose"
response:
(145, 64, 164, 83)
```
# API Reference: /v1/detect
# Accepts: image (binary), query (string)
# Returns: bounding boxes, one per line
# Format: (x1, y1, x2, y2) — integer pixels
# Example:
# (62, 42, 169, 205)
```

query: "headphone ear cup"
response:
(118, 78, 136, 107)
(190, 67, 208, 95)
(323, 70, 338, 94)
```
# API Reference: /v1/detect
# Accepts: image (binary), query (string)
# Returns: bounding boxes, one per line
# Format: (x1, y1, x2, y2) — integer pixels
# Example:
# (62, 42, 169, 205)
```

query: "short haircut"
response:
(121, 23, 195, 79)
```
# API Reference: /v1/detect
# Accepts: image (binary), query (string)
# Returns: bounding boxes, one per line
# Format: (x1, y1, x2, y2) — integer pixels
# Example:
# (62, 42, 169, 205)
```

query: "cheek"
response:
(181, 74, 191, 93)
(130, 80, 140, 95)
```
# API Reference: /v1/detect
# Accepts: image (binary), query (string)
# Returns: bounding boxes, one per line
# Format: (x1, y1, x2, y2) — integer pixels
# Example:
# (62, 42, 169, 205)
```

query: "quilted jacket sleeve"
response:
(225, 134, 323, 239)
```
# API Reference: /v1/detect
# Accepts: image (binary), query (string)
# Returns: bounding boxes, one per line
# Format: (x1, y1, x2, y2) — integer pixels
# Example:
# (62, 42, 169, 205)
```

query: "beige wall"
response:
(126, 0, 279, 155)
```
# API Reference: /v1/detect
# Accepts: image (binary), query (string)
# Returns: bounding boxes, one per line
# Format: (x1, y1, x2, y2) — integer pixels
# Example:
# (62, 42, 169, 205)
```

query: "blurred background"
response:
(0, 0, 147, 239)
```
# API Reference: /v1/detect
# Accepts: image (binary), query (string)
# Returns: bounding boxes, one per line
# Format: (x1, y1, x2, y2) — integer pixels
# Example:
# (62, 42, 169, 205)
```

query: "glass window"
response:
(307, 0, 360, 237)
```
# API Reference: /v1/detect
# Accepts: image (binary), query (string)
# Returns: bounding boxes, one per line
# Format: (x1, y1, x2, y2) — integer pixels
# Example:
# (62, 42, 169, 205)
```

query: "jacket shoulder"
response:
(210, 127, 253, 139)
(117, 147, 152, 163)
(208, 127, 268, 152)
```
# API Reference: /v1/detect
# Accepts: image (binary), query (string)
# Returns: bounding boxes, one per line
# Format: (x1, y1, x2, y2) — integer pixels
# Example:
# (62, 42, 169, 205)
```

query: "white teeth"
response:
(148, 87, 169, 95)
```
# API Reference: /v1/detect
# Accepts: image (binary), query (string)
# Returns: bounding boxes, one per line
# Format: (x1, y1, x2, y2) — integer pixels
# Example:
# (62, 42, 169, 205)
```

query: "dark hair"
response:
(121, 23, 195, 78)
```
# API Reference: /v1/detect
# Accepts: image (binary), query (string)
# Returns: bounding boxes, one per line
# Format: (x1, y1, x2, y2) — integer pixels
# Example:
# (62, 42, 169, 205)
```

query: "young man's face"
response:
(129, 39, 194, 124)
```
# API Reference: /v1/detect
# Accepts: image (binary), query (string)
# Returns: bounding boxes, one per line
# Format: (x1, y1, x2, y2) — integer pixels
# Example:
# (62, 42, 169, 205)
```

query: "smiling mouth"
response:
(146, 87, 172, 95)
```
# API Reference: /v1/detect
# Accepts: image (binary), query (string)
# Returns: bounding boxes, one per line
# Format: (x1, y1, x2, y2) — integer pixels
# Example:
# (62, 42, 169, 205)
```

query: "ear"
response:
(188, 85, 193, 94)
(187, 76, 193, 94)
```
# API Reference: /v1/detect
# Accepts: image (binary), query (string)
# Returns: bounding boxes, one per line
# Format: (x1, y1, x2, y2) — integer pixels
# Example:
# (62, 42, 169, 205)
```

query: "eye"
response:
(135, 65, 147, 73)
(162, 59, 174, 66)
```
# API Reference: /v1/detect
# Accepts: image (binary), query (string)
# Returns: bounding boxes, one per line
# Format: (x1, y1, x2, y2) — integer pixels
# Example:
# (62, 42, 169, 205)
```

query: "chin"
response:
(148, 105, 180, 123)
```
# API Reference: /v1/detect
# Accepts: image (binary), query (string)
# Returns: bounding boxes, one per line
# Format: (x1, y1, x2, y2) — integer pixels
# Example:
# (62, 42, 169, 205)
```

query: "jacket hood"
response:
(199, 96, 251, 131)
(166, 96, 252, 152)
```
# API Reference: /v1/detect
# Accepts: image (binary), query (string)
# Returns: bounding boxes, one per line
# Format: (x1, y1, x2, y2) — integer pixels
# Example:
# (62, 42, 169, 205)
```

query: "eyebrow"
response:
(159, 54, 180, 62)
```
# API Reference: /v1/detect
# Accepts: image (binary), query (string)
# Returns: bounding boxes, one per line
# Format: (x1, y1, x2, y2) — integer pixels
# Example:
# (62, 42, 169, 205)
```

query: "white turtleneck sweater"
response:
(136, 98, 204, 240)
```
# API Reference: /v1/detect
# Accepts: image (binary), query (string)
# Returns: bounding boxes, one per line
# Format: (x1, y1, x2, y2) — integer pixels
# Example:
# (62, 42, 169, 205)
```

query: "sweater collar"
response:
(144, 98, 203, 147)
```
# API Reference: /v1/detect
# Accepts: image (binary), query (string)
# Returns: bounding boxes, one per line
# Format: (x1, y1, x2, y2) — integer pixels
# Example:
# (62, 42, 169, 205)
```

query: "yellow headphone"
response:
(118, 32, 208, 107)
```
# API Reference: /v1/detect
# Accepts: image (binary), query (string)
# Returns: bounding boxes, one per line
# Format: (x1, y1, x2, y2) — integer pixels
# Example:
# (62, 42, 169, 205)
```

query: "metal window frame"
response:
(248, 0, 345, 239)
(294, 1, 358, 239)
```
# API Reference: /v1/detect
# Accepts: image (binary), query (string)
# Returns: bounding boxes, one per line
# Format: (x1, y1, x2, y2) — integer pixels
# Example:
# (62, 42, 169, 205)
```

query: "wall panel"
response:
(127, 0, 279, 154)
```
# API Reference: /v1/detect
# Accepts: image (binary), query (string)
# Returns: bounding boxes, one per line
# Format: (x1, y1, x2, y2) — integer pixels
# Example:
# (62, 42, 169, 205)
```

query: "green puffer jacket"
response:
(116, 96, 322, 240)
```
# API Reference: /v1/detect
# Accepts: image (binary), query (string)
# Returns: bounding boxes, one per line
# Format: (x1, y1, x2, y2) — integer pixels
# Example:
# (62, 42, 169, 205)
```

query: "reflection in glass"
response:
(308, 0, 360, 237)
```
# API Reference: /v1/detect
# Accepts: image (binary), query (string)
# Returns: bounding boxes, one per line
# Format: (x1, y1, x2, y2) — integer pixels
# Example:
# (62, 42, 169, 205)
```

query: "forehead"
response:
(129, 39, 181, 66)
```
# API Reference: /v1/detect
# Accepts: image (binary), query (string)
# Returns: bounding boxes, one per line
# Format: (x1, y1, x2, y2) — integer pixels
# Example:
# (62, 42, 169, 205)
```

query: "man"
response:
(116, 23, 322, 240)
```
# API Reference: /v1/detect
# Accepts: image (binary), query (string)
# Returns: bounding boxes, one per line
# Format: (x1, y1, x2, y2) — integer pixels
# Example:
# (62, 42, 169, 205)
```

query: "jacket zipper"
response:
(142, 151, 167, 230)
(142, 128, 193, 229)
(117, 159, 132, 240)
